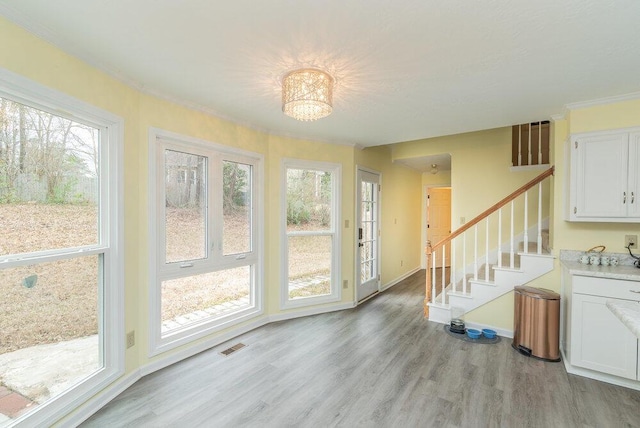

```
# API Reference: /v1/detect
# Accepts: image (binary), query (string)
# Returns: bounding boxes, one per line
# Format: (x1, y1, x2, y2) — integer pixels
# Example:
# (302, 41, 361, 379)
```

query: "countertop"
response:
(560, 249, 640, 281)
(560, 261, 640, 281)
(606, 300, 640, 338)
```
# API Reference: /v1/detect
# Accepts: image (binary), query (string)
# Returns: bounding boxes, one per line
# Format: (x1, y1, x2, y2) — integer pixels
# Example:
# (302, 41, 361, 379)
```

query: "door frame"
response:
(355, 166, 382, 303)
(422, 184, 451, 269)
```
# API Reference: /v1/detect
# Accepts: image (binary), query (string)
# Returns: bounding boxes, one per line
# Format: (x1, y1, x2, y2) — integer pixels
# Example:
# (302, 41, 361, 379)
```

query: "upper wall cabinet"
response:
(566, 128, 640, 222)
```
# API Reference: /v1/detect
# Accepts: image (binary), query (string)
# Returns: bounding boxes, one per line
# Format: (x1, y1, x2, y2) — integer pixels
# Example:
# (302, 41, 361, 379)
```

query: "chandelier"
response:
(282, 68, 334, 121)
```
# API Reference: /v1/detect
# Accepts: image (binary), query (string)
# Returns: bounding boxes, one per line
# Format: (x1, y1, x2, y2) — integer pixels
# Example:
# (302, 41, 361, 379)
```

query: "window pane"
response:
(0, 98, 100, 256)
(361, 241, 375, 282)
(161, 265, 252, 333)
(361, 260, 373, 283)
(0, 255, 100, 408)
(288, 235, 331, 299)
(286, 168, 332, 232)
(164, 150, 206, 263)
(223, 161, 251, 255)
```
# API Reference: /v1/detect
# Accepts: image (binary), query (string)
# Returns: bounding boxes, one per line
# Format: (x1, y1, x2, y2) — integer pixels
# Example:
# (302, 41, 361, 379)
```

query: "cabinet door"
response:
(570, 293, 638, 380)
(628, 132, 640, 218)
(573, 132, 628, 219)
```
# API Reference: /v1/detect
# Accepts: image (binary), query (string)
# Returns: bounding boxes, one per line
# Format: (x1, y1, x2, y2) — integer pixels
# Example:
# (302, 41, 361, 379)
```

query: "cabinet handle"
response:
(630, 290, 640, 294)
(632, 192, 635, 204)
(623, 191, 626, 204)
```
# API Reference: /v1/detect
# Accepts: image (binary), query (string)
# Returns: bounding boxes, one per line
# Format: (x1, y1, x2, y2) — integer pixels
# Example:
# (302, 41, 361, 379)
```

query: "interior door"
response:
(428, 187, 451, 267)
(357, 169, 381, 302)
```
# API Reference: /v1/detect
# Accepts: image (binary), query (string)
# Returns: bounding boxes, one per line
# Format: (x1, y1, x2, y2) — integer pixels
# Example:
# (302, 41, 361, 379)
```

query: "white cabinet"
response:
(567, 128, 640, 222)
(569, 275, 640, 381)
(571, 293, 638, 379)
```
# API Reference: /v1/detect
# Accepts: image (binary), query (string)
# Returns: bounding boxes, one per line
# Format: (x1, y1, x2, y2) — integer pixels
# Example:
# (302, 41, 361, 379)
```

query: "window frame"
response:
(0, 67, 124, 427)
(148, 128, 264, 356)
(281, 158, 342, 310)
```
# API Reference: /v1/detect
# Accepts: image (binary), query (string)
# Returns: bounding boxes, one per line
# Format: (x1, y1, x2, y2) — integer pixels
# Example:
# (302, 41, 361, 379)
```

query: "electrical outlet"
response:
(126, 331, 135, 349)
(625, 235, 637, 248)
(401, 260, 403, 267)
(342, 279, 348, 289)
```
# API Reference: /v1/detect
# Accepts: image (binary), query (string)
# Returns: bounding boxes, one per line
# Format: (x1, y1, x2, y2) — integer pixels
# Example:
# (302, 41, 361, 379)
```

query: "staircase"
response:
(424, 167, 555, 325)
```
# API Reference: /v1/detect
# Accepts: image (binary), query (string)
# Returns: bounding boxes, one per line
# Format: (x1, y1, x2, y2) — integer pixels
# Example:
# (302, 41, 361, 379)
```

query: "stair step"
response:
(428, 229, 555, 321)
(518, 229, 550, 253)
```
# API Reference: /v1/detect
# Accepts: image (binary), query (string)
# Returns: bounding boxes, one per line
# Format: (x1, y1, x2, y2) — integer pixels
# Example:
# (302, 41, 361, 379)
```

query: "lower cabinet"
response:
(570, 293, 638, 380)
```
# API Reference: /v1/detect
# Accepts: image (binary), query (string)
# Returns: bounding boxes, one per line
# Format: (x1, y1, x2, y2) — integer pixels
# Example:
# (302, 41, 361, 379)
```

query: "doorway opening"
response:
(427, 186, 452, 295)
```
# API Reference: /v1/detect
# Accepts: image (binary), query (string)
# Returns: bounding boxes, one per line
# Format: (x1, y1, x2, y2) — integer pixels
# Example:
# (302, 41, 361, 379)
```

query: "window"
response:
(0, 69, 122, 426)
(282, 160, 341, 309)
(149, 130, 263, 355)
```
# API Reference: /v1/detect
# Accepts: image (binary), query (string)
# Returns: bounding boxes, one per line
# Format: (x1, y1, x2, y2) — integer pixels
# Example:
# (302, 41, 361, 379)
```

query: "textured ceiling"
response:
(1, 0, 639, 149)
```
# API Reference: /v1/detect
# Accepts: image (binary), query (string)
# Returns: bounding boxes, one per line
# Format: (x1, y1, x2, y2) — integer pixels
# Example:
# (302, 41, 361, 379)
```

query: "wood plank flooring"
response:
(82, 271, 640, 427)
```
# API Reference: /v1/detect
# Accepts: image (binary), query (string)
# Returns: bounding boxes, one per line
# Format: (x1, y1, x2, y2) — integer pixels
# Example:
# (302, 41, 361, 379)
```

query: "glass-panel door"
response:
(357, 169, 380, 302)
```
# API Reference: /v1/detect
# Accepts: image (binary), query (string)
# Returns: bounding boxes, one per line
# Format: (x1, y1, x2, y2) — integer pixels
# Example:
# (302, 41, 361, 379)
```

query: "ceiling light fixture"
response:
(431, 164, 438, 175)
(282, 68, 333, 121)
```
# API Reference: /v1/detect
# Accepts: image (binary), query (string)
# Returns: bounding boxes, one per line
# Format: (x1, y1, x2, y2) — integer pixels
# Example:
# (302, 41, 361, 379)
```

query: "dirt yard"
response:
(1, 204, 331, 354)
(0, 204, 98, 354)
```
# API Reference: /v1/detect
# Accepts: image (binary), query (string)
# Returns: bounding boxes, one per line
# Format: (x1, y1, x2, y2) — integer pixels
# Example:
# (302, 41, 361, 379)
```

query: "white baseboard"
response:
(62, 301, 355, 426)
(60, 369, 141, 427)
(463, 321, 514, 339)
(560, 348, 640, 392)
(380, 267, 421, 292)
(426, 317, 514, 340)
(141, 316, 271, 376)
(268, 301, 356, 323)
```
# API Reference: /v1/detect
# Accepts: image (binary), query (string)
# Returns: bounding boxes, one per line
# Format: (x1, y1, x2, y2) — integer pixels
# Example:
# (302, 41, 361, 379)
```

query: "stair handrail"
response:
(424, 165, 554, 316)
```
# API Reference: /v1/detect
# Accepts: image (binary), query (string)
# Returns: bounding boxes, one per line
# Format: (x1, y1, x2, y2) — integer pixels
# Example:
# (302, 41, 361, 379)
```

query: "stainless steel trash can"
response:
(512, 286, 561, 362)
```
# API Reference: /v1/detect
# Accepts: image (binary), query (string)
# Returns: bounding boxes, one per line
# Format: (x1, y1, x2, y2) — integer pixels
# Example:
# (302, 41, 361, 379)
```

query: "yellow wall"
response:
(0, 14, 423, 404)
(553, 98, 640, 253)
(486, 99, 640, 332)
(391, 127, 554, 329)
(1, 17, 144, 372)
(392, 127, 544, 230)
(355, 146, 423, 285)
(399, 101, 638, 331)
(6, 11, 639, 421)
(423, 170, 452, 187)
(266, 136, 357, 308)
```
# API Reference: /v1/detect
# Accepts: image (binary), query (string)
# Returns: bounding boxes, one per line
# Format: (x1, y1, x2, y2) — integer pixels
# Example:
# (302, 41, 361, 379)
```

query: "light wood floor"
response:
(83, 271, 640, 427)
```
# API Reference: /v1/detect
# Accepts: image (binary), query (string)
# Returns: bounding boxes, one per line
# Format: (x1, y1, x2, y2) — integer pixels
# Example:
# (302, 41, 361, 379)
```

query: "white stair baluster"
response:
(441, 245, 446, 304)
(498, 208, 502, 268)
(523, 190, 529, 254)
(485, 217, 489, 282)
(431, 252, 436, 304)
(451, 237, 456, 293)
(538, 182, 543, 254)
(463, 233, 467, 294)
(474, 225, 478, 280)
(510, 201, 515, 268)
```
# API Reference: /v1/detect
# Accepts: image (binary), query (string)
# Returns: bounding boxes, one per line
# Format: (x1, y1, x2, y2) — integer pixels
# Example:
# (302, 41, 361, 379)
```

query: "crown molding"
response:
(565, 91, 640, 111)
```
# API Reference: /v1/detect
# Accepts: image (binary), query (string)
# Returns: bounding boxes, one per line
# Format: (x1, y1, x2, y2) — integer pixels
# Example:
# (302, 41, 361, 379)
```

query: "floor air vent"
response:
(220, 343, 246, 356)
